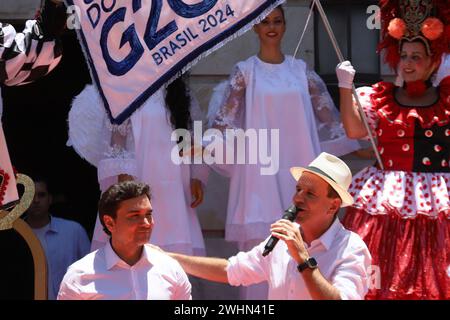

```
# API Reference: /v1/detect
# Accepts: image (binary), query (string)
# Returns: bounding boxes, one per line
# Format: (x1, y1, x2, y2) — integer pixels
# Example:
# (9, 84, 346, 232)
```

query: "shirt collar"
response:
(47, 215, 59, 233)
(24, 214, 57, 233)
(141, 244, 156, 266)
(312, 217, 342, 251)
(104, 241, 153, 270)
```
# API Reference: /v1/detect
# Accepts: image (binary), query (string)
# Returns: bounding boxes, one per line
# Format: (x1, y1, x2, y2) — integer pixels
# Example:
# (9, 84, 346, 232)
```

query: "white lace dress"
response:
(68, 85, 206, 255)
(208, 55, 358, 244)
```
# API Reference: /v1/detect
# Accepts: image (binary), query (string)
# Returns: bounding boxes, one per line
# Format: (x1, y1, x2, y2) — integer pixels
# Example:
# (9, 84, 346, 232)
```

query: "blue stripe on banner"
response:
(65, 0, 284, 125)
(132, 0, 142, 13)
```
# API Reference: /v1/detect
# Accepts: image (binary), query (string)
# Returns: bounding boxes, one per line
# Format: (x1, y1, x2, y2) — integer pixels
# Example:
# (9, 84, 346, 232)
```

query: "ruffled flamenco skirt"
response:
(342, 166, 450, 300)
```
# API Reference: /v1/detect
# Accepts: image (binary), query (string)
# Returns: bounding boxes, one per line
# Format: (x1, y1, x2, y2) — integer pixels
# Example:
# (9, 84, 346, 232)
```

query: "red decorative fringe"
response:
(370, 79, 450, 128)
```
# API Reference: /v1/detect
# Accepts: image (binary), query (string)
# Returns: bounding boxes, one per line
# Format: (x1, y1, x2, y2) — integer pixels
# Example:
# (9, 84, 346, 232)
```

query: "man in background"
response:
(25, 175, 90, 299)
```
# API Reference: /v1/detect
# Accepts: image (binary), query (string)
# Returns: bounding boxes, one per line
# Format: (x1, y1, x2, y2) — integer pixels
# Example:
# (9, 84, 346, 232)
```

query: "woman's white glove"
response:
(336, 61, 355, 89)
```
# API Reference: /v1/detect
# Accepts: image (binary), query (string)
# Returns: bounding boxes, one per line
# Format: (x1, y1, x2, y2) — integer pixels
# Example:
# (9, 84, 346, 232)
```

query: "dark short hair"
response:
(29, 173, 52, 194)
(98, 181, 151, 236)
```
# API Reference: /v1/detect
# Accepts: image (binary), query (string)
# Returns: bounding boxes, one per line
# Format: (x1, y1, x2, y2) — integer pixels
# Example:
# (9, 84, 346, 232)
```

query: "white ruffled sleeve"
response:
(307, 69, 361, 156)
(97, 119, 138, 184)
(201, 65, 247, 178)
(210, 65, 246, 131)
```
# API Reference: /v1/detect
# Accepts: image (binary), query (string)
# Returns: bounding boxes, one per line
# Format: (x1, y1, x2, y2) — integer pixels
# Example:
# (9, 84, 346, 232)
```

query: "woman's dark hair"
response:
(165, 76, 193, 131)
(276, 5, 285, 21)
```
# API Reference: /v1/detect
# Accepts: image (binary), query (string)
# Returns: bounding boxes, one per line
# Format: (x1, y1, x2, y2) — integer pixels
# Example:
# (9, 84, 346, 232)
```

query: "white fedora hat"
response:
(290, 152, 354, 207)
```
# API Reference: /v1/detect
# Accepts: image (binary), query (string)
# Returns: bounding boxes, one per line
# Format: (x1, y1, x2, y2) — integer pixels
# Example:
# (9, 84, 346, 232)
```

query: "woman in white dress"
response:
(207, 5, 359, 299)
(68, 77, 206, 256)
(209, 6, 358, 251)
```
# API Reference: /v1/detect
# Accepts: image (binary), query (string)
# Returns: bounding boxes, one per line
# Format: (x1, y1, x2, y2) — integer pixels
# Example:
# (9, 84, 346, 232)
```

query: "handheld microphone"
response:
(262, 204, 300, 257)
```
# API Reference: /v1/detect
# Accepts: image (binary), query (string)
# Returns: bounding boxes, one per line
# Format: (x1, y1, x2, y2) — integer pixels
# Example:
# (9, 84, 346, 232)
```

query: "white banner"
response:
(65, 0, 285, 124)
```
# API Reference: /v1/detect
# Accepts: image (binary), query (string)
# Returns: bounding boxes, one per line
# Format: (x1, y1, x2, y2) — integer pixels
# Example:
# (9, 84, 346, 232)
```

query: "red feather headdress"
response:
(378, 0, 449, 70)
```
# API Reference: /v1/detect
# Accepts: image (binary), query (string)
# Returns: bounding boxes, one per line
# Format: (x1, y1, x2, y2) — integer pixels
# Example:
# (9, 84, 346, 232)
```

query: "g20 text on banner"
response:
(65, 0, 285, 124)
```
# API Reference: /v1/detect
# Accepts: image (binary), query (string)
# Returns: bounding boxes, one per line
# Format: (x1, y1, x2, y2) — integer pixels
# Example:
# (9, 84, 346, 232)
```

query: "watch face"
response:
(307, 258, 318, 268)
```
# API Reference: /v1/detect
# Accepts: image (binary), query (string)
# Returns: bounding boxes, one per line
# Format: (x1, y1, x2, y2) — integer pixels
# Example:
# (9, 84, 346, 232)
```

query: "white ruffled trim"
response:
(97, 158, 138, 182)
(349, 166, 450, 219)
(105, 144, 134, 159)
(106, 120, 132, 137)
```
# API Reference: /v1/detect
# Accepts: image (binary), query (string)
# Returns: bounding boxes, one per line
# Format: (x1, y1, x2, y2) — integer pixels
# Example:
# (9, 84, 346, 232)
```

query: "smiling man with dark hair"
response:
(58, 180, 192, 300)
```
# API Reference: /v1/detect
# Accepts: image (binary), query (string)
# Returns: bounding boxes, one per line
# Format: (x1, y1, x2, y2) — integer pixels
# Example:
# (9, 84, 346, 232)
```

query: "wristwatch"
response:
(297, 257, 318, 272)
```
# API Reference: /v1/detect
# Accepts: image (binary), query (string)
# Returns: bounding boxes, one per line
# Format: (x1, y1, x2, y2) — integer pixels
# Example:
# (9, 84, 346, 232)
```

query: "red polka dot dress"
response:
(342, 77, 450, 300)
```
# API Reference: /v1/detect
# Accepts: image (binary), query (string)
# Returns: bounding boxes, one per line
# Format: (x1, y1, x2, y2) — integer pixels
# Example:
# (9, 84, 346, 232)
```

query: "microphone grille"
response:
(284, 204, 300, 221)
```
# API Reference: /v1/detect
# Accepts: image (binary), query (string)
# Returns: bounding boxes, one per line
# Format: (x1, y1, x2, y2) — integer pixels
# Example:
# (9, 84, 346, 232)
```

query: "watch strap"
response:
(297, 257, 317, 272)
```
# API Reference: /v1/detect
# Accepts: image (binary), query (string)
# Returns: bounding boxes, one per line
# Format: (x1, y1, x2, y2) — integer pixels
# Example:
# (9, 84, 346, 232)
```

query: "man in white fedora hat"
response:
(164, 152, 372, 300)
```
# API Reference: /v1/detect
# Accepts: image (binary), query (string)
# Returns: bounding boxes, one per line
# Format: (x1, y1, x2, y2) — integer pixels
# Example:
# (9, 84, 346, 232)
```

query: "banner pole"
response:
(313, 0, 384, 170)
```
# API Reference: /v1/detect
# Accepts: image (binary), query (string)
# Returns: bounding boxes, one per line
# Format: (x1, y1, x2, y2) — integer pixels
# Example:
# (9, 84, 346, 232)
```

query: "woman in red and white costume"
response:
(336, 0, 449, 299)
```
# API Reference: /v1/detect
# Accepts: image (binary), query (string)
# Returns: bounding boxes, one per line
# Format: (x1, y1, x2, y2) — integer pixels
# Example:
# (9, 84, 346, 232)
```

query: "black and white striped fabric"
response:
(0, 19, 62, 86)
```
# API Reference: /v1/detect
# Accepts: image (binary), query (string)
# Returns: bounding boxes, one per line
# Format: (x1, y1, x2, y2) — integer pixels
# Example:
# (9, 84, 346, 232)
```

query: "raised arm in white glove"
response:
(336, 61, 356, 89)
(336, 61, 368, 139)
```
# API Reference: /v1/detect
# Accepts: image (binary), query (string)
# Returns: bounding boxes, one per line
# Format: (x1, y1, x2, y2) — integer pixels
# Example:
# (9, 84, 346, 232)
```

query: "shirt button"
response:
(397, 129, 405, 137)
(425, 130, 433, 138)
(402, 144, 410, 151)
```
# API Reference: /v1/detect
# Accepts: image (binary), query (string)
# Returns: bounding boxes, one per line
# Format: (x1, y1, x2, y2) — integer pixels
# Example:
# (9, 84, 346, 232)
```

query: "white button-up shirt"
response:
(57, 242, 191, 300)
(227, 218, 372, 300)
